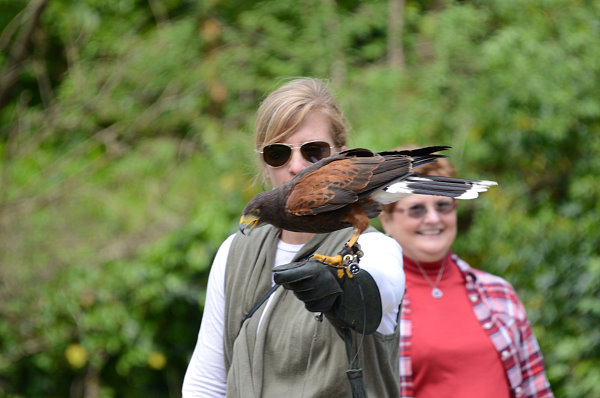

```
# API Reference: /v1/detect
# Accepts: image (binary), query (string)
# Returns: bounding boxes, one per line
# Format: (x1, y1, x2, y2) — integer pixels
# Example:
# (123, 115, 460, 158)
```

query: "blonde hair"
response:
(254, 78, 348, 150)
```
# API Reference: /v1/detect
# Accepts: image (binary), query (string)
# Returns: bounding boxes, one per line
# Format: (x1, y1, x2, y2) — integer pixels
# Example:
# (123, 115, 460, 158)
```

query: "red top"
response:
(403, 253, 510, 398)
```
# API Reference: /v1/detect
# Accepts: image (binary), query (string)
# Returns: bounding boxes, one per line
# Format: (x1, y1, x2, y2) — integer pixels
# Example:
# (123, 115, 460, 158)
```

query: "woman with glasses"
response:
(182, 78, 405, 397)
(378, 148, 553, 398)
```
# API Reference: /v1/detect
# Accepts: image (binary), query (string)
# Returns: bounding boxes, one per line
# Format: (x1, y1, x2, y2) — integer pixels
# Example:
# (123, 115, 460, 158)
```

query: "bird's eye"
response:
(252, 209, 260, 216)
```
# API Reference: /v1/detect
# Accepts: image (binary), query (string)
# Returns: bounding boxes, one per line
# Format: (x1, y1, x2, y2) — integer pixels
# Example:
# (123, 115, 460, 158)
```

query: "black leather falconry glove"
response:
(273, 260, 382, 335)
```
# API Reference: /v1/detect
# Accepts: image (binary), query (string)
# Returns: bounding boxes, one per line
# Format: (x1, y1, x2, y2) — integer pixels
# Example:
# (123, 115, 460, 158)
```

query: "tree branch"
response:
(0, 0, 49, 112)
(387, 0, 406, 69)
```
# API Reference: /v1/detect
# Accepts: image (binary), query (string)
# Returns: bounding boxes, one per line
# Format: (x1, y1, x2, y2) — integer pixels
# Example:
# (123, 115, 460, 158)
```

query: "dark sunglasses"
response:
(258, 140, 334, 168)
(395, 199, 456, 219)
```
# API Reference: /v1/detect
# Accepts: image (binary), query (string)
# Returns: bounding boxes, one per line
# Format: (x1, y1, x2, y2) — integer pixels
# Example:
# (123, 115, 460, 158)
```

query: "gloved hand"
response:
(273, 260, 343, 313)
(273, 260, 382, 334)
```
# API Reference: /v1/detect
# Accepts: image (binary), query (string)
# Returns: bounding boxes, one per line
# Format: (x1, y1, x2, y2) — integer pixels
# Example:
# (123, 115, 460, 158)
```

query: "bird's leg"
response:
(312, 205, 369, 277)
(346, 228, 360, 249)
(311, 234, 364, 279)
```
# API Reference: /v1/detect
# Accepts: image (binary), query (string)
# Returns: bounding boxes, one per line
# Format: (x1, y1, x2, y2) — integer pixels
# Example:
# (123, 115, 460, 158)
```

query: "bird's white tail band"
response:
(373, 175, 497, 204)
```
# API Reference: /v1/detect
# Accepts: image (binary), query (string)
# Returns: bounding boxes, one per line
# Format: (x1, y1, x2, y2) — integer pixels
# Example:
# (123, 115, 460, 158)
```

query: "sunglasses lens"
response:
(262, 141, 332, 167)
(301, 141, 332, 163)
(263, 144, 292, 167)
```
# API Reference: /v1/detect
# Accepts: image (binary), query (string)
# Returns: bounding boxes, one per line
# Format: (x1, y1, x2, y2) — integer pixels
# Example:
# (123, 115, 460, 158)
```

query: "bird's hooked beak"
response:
(239, 213, 260, 236)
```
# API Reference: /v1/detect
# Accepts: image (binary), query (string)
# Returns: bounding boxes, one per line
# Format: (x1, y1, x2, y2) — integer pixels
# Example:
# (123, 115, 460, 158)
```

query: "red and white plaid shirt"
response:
(399, 253, 553, 398)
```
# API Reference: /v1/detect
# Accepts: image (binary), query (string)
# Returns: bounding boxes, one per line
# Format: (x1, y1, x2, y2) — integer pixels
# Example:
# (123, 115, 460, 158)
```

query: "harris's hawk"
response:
(239, 146, 496, 272)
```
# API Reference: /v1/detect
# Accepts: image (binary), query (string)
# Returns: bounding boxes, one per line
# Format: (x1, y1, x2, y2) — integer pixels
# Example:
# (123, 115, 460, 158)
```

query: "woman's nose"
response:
(422, 205, 442, 223)
(288, 148, 309, 175)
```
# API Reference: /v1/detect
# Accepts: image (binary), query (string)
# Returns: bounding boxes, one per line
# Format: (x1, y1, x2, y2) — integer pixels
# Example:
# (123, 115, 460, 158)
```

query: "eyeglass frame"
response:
(257, 140, 335, 168)
(393, 198, 457, 219)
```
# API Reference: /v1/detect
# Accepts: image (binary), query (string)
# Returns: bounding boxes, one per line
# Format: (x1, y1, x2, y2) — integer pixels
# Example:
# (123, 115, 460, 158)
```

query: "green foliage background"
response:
(1, 0, 598, 396)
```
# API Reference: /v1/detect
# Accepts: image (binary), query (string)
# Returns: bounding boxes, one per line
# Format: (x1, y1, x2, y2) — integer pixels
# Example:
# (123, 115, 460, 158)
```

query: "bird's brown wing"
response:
(286, 156, 385, 216)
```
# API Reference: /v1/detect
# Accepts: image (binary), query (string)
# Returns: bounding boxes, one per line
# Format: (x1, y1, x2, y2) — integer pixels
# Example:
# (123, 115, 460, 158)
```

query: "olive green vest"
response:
(223, 225, 400, 397)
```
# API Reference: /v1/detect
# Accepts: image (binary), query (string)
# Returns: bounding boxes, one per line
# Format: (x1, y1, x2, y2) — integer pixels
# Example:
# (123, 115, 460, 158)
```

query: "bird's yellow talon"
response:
(311, 253, 343, 267)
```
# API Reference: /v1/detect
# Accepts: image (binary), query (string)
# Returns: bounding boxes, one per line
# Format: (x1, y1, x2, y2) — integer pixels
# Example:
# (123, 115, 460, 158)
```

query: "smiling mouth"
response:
(418, 230, 443, 235)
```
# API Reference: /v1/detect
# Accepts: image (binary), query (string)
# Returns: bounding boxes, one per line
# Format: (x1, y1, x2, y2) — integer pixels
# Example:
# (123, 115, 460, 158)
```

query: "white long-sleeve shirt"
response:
(182, 231, 405, 397)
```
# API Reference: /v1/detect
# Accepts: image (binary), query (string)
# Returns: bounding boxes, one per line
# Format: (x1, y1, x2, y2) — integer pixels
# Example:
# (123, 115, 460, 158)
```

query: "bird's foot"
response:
(311, 243, 363, 279)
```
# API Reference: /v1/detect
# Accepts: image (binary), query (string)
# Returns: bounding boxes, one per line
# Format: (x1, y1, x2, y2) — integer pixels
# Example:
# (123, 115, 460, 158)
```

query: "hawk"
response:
(240, 146, 496, 271)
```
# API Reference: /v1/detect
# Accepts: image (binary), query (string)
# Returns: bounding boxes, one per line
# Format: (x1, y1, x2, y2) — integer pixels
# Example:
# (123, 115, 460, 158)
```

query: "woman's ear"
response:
(261, 164, 272, 190)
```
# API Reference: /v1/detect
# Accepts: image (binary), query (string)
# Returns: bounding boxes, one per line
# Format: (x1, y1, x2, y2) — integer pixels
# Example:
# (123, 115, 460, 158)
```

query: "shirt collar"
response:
(451, 252, 478, 282)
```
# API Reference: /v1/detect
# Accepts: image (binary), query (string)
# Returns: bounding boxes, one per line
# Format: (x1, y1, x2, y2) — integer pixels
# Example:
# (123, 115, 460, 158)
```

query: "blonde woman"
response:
(183, 78, 405, 397)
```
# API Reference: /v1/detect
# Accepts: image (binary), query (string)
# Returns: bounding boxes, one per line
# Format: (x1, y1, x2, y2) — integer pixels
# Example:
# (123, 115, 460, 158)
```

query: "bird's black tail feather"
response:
(411, 155, 446, 169)
(378, 145, 451, 172)
(402, 175, 497, 199)
(378, 145, 451, 157)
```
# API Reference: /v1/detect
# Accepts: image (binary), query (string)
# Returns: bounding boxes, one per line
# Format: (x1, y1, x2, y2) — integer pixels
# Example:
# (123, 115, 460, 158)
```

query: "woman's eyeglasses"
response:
(258, 140, 334, 168)
(395, 200, 456, 219)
